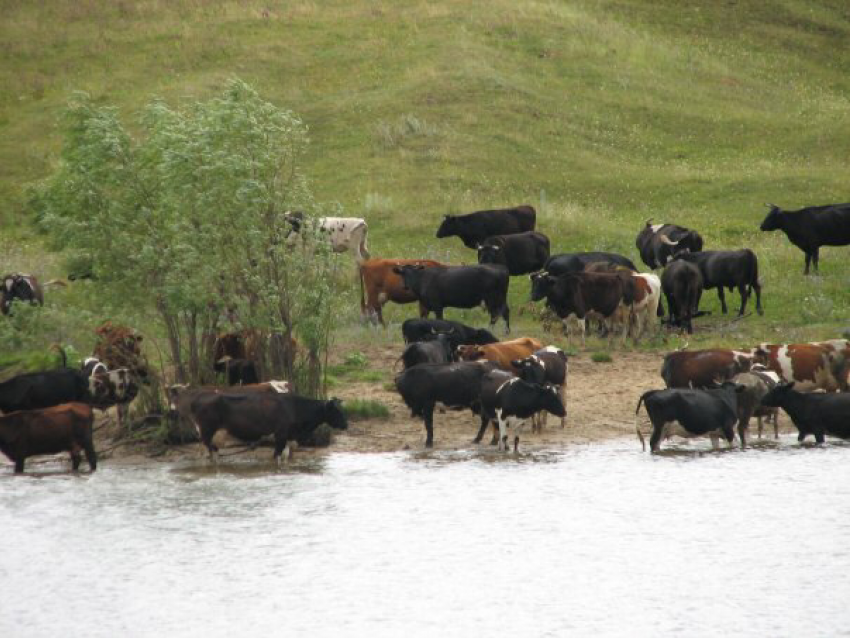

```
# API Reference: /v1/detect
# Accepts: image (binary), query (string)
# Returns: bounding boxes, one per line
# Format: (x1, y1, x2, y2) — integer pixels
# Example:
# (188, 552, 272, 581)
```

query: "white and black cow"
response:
(436, 205, 536, 249)
(511, 346, 568, 429)
(760, 203, 850, 275)
(760, 382, 850, 443)
(635, 382, 745, 452)
(635, 221, 703, 270)
(477, 231, 550, 276)
(284, 211, 370, 262)
(80, 357, 139, 428)
(1, 273, 43, 315)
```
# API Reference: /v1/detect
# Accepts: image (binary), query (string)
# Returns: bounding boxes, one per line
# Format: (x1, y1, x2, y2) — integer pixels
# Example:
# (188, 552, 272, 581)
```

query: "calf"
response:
(190, 393, 347, 465)
(285, 212, 370, 262)
(1, 273, 43, 315)
(732, 369, 779, 447)
(661, 349, 753, 389)
(478, 372, 565, 452)
(0, 403, 96, 473)
(760, 382, 850, 443)
(401, 318, 498, 346)
(635, 383, 744, 452)
(477, 231, 550, 276)
(661, 260, 704, 334)
(635, 221, 703, 269)
(398, 333, 455, 370)
(394, 264, 511, 333)
(436, 205, 536, 249)
(456, 337, 544, 371)
(544, 252, 637, 276)
(359, 258, 443, 326)
(673, 250, 762, 316)
(752, 342, 849, 393)
(760, 203, 850, 274)
(394, 361, 498, 448)
(511, 346, 568, 429)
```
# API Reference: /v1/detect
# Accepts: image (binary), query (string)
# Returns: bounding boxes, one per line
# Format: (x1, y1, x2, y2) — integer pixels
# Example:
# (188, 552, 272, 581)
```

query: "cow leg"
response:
(84, 441, 97, 472)
(737, 285, 748, 316)
(757, 416, 764, 439)
(559, 384, 567, 428)
(804, 252, 812, 275)
(814, 430, 825, 444)
(418, 302, 429, 319)
(709, 433, 720, 450)
(14, 458, 24, 474)
(423, 404, 435, 448)
(70, 451, 82, 470)
(648, 423, 663, 453)
(578, 318, 586, 348)
(276, 443, 291, 468)
(474, 412, 489, 444)
(812, 248, 819, 274)
(434, 308, 444, 320)
(773, 413, 779, 439)
(752, 280, 763, 316)
(502, 305, 510, 335)
(496, 409, 508, 451)
(717, 287, 728, 314)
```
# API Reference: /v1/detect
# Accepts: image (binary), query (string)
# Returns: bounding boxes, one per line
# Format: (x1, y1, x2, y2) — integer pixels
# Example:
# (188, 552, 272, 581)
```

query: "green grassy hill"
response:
(2, 0, 849, 360)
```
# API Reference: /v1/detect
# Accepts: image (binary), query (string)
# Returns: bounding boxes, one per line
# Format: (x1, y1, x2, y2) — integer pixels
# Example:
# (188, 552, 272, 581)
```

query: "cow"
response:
(661, 259, 704, 334)
(81, 357, 140, 428)
(1, 273, 43, 315)
(359, 258, 443, 326)
(635, 383, 745, 452)
(672, 250, 762, 316)
(93, 322, 149, 382)
(530, 271, 632, 346)
(398, 333, 455, 370)
(401, 319, 498, 346)
(760, 382, 850, 443)
(0, 403, 96, 473)
(544, 252, 637, 276)
(0, 367, 110, 414)
(218, 359, 259, 386)
(732, 368, 780, 447)
(285, 212, 370, 262)
(190, 392, 346, 465)
(749, 365, 781, 439)
(760, 203, 850, 274)
(456, 337, 544, 371)
(476, 231, 550, 276)
(629, 273, 662, 342)
(436, 205, 536, 249)
(661, 349, 754, 389)
(478, 372, 565, 452)
(511, 346, 568, 429)
(635, 221, 704, 269)
(393, 264, 511, 333)
(394, 361, 499, 448)
(751, 342, 849, 393)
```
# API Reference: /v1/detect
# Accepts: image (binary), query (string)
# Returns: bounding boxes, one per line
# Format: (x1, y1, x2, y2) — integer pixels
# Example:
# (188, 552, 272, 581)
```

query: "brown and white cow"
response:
(456, 337, 544, 372)
(359, 258, 444, 326)
(752, 341, 849, 393)
(661, 348, 754, 389)
(628, 273, 661, 342)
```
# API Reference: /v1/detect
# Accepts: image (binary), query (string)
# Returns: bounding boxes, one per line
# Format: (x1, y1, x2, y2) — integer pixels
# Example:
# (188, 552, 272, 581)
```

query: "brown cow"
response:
(359, 258, 443, 326)
(661, 348, 754, 388)
(93, 322, 149, 380)
(0, 403, 96, 474)
(752, 341, 849, 393)
(457, 337, 544, 372)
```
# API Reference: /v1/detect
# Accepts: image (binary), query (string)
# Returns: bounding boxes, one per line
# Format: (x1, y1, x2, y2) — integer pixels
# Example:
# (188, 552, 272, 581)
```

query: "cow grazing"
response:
(436, 205, 536, 249)
(401, 319, 499, 346)
(359, 258, 443, 326)
(511, 346, 568, 429)
(761, 382, 850, 443)
(635, 221, 704, 269)
(478, 372, 565, 452)
(398, 333, 455, 370)
(394, 361, 498, 448)
(0, 367, 109, 414)
(477, 231, 550, 276)
(0, 403, 96, 473)
(544, 252, 637, 276)
(672, 250, 762, 316)
(530, 271, 632, 346)
(636, 383, 744, 452)
(661, 259, 704, 334)
(752, 342, 849, 393)
(760, 203, 850, 274)
(394, 264, 511, 332)
(456, 337, 544, 372)
(190, 392, 346, 465)
(285, 212, 371, 262)
(1, 273, 43, 315)
(661, 349, 753, 389)
(732, 369, 780, 447)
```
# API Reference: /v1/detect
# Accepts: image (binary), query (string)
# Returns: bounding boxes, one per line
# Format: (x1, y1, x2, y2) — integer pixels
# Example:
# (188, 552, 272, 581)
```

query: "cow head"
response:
(436, 215, 458, 239)
(535, 383, 566, 418)
(324, 398, 348, 430)
(760, 204, 783, 231)
(166, 384, 190, 413)
(477, 242, 506, 267)
(511, 356, 545, 384)
(392, 265, 426, 292)
(760, 381, 795, 407)
(529, 272, 556, 301)
(1, 274, 37, 314)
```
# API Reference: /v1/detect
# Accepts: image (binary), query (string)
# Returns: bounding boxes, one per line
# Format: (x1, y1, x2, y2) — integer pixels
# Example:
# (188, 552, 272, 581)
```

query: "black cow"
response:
(398, 333, 455, 370)
(543, 252, 637, 276)
(0, 368, 108, 414)
(477, 371, 565, 452)
(760, 382, 850, 443)
(190, 392, 347, 465)
(394, 264, 511, 333)
(395, 361, 498, 448)
(477, 231, 550, 276)
(635, 221, 703, 269)
(401, 319, 499, 346)
(511, 346, 568, 429)
(216, 358, 259, 386)
(672, 250, 762, 316)
(661, 260, 704, 334)
(760, 203, 850, 275)
(436, 205, 536, 249)
(1, 273, 43, 315)
(635, 383, 745, 452)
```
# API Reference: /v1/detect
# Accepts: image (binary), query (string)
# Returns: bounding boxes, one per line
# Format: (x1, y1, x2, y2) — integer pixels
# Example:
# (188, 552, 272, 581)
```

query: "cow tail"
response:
(50, 343, 67, 368)
(358, 264, 366, 316)
(635, 392, 651, 452)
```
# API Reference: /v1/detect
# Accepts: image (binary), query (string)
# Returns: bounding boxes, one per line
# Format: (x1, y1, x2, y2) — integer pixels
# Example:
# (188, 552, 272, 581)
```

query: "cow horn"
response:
(677, 340, 689, 351)
(644, 218, 653, 226)
(659, 235, 679, 246)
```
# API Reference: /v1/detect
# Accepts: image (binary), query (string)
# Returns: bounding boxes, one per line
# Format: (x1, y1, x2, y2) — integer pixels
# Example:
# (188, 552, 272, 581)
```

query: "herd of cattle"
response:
(1, 201, 849, 471)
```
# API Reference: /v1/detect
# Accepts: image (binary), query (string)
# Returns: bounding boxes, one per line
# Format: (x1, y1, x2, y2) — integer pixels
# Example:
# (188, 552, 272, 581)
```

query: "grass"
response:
(342, 399, 391, 421)
(591, 352, 613, 364)
(2, 0, 850, 368)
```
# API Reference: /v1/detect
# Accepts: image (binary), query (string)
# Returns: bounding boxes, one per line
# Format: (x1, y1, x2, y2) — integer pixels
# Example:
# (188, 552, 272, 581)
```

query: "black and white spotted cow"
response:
(511, 346, 568, 429)
(284, 212, 370, 262)
(1, 273, 43, 315)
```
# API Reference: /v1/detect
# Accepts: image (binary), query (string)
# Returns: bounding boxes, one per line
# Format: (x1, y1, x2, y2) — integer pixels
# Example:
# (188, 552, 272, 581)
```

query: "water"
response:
(1, 438, 849, 637)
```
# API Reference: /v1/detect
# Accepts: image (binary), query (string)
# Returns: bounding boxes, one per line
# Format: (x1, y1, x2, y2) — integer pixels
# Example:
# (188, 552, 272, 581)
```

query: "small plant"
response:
(591, 352, 613, 363)
(343, 351, 368, 368)
(342, 399, 390, 420)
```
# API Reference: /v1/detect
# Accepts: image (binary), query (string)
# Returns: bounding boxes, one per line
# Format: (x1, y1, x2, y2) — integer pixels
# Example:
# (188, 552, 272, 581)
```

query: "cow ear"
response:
(4, 278, 13, 292)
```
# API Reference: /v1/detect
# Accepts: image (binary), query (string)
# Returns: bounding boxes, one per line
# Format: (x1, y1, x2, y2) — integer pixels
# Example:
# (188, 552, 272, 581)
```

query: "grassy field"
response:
(2, 0, 849, 367)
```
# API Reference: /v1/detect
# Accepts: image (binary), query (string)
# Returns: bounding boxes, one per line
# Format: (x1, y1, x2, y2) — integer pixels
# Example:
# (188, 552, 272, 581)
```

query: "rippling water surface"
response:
(1, 438, 848, 637)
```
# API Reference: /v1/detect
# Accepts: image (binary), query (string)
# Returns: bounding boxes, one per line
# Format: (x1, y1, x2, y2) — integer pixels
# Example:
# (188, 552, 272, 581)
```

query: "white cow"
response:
(284, 212, 370, 263)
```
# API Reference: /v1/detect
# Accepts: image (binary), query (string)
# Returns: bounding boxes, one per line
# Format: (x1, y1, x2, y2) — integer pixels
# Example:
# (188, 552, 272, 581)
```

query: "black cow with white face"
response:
(543, 252, 637, 276)
(394, 264, 511, 333)
(635, 382, 745, 452)
(760, 203, 850, 275)
(672, 250, 762, 316)
(436, 205, 536, 249)
(511, 346, 568, 429)
(635, 221, 703, 269)
(760, 382, 850, 443)
(477, 231, 550, 276)
(1, 274, 43, 315)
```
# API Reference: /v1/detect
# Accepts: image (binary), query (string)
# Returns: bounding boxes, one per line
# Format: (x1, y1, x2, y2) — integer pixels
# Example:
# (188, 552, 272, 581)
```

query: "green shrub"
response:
(342, 399, 390, 420)
(591, 352, 613, 363)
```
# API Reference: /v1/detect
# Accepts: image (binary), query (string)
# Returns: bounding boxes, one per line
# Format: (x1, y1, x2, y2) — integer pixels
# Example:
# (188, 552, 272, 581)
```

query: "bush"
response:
(591, 352, 613, 363)
(343, 399, 390, 420)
